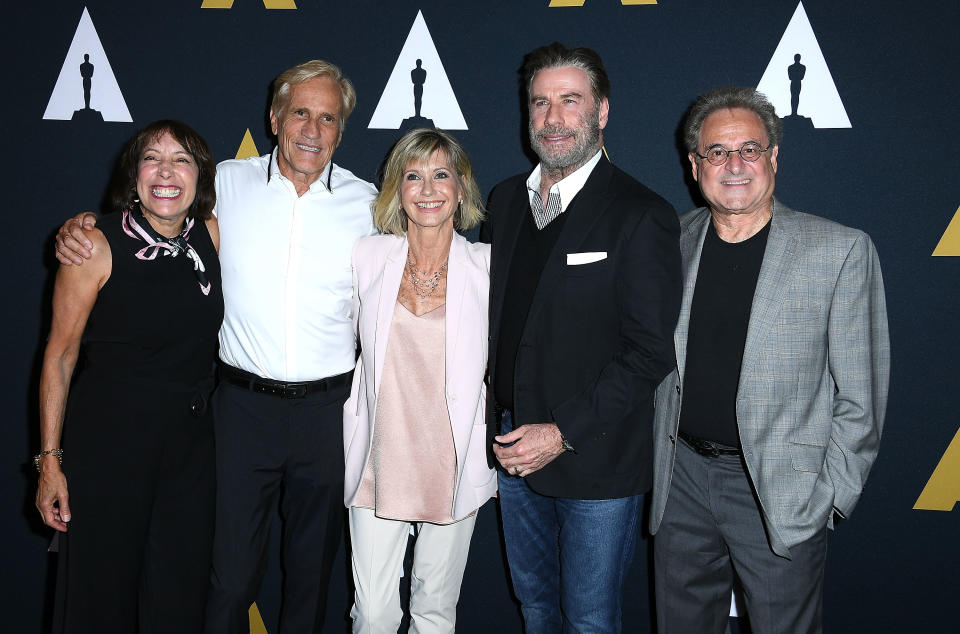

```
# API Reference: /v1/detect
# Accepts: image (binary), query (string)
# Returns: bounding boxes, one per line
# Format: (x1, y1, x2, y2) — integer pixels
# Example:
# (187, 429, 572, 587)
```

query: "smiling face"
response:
(528, 65, 608, 176)
(270, 76, 343, 193)
(690, 107, 778, 220)
(135, 131, 199, 235)
(400, 150, 462, 234)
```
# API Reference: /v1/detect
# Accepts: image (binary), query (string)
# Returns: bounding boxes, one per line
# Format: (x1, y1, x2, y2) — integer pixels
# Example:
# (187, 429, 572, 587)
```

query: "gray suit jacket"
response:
(649, 200, 890, 557)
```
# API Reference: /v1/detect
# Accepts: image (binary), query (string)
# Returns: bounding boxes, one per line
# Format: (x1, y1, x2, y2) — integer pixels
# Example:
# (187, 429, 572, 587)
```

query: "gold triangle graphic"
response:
(549, 0, 657, 5)
(236, 129, 261, 159)
(249, 602, 269, 634)
(932, 205, 960, 256)
(201, 0, 297, 8)
(913, 427, 960, 511)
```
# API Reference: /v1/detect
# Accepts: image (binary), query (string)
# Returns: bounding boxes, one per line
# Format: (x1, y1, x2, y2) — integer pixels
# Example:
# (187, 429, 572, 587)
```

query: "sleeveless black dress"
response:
(53, 210, 223, 634)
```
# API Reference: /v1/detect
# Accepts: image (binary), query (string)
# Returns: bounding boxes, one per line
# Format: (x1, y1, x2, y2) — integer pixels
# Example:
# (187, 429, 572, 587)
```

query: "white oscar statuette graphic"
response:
(756, 1, 851, 128)
(43, 7, 132, 122)
(368, 10, 467, 130)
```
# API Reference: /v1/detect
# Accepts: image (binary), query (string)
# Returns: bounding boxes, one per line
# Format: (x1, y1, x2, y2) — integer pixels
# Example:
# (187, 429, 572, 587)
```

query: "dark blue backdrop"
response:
(6, 1, 958, 631)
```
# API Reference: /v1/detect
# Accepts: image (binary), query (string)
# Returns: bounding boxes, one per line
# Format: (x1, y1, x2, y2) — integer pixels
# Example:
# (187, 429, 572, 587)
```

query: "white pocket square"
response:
(566, 251, 607, 265)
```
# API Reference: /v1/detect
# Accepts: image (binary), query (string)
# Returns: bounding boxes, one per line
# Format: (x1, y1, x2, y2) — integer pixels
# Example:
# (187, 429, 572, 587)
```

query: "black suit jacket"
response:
(483, 157, 682, 499)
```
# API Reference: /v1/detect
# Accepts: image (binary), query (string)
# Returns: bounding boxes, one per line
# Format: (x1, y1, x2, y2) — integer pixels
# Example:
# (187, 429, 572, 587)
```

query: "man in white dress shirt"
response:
(55, 60, 377, 634)
(205, 59, 378, 634)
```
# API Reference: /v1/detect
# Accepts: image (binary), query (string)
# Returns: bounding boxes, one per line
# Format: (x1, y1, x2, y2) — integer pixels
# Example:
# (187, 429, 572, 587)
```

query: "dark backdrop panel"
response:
(6, 1, 958, 632)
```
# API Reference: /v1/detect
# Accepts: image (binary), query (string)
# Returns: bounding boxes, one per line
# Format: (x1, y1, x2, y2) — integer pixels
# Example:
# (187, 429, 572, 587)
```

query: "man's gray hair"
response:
(521, 42, 611, 106)
(684, 86, 782, 153)
(270, 59, 357, 134)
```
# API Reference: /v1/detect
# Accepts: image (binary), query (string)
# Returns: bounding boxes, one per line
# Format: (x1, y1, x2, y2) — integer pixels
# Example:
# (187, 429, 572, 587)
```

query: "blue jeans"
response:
(497, 411, 641, 633)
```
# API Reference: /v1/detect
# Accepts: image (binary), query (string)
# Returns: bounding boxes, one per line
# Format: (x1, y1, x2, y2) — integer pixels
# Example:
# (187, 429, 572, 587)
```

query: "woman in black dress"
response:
(35, 120, 222, 633)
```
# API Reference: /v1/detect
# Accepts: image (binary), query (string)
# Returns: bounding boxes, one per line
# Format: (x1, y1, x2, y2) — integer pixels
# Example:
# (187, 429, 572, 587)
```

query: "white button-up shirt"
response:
(525, 149, 603, 213)
(214, 149, 377, 381)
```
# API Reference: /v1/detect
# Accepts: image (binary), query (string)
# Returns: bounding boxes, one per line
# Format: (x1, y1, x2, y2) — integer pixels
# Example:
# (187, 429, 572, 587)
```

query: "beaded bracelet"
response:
(33, 449, 63, 472)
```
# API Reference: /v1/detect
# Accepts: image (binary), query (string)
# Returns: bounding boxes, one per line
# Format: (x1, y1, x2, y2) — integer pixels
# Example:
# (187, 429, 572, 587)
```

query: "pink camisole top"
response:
(353, 301, 457, 524)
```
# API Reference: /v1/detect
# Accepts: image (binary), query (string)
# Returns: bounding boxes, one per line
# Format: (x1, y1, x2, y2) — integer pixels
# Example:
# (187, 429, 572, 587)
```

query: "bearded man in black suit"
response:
(481, 42, 682, 633)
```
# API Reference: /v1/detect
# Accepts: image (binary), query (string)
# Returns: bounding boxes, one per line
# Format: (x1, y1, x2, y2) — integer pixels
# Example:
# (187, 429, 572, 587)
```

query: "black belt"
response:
(219, 364, 352, 399)
(678, 431, 741, 458)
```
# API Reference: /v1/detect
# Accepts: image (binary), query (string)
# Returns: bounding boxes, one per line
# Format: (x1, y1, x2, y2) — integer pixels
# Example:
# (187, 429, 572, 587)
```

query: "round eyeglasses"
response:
(695, 141, 772, 166)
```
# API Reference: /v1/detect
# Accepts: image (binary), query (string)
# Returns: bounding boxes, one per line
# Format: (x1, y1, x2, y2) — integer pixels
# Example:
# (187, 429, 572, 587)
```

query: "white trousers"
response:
(349, 506, 477, 634)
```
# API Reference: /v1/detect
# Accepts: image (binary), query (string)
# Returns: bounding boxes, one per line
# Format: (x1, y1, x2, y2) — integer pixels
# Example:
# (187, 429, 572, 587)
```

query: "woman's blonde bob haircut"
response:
(373, 128, 485, 236)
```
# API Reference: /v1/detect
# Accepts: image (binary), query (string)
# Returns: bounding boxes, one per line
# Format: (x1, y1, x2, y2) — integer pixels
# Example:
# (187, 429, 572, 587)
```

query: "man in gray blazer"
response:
(649, 86, 890, 633)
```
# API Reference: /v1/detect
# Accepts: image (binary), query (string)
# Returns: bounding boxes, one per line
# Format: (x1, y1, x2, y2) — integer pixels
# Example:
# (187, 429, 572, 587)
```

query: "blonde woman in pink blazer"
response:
(343, 128, 496, 633)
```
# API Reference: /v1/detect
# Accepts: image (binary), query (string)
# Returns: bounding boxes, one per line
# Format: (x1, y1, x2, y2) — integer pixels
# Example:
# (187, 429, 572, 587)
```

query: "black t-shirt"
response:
(678, 219, 770, 446)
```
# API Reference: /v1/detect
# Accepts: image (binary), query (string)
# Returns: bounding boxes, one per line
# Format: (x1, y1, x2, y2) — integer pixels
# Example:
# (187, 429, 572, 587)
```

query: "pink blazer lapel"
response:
(372, 237, 407, 395)
(444, 233, 467, 392)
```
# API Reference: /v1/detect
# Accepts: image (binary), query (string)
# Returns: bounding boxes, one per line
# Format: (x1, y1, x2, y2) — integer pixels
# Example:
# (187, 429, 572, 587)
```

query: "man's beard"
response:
(529, 109, 602, 173)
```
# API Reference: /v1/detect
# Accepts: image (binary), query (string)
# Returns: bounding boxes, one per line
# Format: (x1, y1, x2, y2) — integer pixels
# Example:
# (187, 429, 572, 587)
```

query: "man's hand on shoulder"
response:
(55, 212, 99, 265)
(493, 422, 567, 478)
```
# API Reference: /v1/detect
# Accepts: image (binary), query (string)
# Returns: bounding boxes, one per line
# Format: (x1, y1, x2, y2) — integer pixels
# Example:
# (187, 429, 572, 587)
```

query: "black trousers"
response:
(53, 378, 215, 634)
(203, 378, 348, 634)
